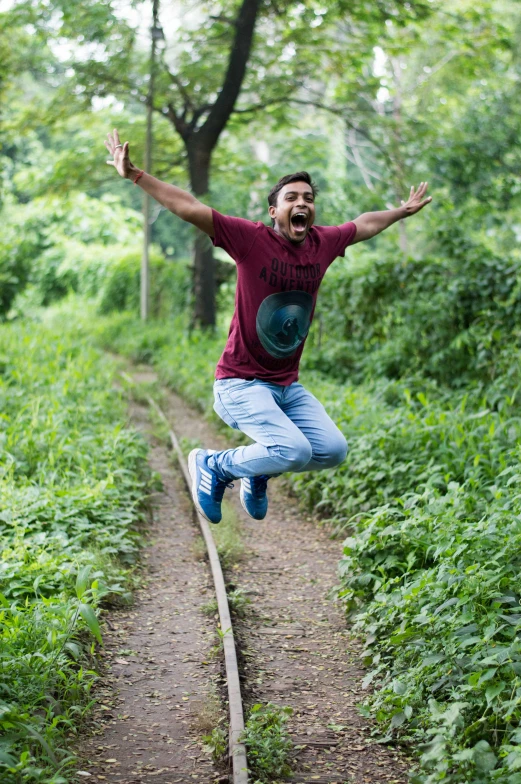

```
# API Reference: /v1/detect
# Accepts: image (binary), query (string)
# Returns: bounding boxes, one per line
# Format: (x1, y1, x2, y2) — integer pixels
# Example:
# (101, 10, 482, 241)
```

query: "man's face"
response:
(269, 181, 316, 244)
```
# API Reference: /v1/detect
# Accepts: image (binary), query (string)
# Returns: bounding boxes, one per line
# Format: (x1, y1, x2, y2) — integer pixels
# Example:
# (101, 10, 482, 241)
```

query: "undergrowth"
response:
(241, 703, 293, 783)
(0, 319, 149, 782)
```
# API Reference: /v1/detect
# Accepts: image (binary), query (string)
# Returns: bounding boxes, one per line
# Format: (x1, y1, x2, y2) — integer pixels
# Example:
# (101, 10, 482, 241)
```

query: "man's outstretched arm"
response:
(352, 182, 432, 244)
(105, 129, 214, 237)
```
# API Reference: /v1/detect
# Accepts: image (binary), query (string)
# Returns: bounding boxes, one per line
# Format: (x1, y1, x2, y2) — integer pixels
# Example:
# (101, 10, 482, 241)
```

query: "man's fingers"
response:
(114, 128, 121, 145)
(106, 159, 116, 166)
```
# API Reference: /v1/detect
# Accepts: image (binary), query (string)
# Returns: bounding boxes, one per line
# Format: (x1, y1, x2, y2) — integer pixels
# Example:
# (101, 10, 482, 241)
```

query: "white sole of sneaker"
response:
(188, 448, 216, 525)
(239, 480, 252, 519)
(239, 479, 267, 520)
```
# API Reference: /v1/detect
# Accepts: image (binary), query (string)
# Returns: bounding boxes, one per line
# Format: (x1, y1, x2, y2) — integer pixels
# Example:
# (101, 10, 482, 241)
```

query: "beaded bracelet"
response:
(133, 170, 145, 185)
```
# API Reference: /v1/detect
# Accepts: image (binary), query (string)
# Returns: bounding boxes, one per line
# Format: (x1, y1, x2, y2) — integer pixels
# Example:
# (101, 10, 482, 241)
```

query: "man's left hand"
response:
(401, 182, 432, 215)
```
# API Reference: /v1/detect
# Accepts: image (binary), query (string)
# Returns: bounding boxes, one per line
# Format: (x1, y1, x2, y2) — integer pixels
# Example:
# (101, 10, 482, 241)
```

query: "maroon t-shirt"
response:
(212, 209, 357, 385)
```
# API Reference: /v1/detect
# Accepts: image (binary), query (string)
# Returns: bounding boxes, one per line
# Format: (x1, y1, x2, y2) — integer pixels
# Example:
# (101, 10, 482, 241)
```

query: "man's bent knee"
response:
(269, 438, 313, 472)
(321, 434, 348, 468)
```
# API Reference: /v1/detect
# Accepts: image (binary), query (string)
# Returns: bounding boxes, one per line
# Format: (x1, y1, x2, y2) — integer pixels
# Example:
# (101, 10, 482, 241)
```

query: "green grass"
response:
(0, 319, 150, 782)
(212, 500, 244, 569)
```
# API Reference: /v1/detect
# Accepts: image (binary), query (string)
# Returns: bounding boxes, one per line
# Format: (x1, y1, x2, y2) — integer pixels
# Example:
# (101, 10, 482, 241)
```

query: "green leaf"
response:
(392, 679, 407, 695)
(65, 641, 82, 659)
(458, 635, 482, 649)
(473, 740, 497, 773)
(20, 723, 57, 764)
(0, 748, 16, 765)
(79, 603, 103, 645)
(391, 711, 406, 728)
(485, 681, 505, 704)
(76, 565, 92, 600)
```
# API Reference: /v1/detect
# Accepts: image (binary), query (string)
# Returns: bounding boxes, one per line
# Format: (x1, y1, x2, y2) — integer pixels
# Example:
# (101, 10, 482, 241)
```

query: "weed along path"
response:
(76, 399, 223, 783)
(153, 371, 410, 784)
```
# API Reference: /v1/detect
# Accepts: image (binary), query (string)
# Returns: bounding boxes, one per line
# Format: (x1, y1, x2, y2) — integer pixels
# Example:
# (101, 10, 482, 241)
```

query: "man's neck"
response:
(272, 224, 306, 246)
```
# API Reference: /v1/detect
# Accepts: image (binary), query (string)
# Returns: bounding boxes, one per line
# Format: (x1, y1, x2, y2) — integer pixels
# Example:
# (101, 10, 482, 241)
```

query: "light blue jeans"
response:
(208, 378, 348, 481)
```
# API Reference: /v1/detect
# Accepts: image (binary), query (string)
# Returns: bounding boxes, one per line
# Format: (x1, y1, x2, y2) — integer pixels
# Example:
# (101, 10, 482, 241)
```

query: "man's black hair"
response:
(267, 172, 318, 226)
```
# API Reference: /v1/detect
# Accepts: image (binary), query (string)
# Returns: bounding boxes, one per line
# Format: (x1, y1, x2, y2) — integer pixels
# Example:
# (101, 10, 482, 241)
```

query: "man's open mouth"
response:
(290, 212, 308, 233)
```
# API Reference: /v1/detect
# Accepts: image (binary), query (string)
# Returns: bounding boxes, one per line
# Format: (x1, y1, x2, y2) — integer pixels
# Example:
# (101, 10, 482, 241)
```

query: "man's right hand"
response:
(105, 129, 136, 179)
(104, 128, 214, 237)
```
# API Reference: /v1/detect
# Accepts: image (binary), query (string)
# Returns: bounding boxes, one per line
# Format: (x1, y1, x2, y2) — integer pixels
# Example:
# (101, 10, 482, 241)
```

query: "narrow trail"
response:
(76, 400, 222, 783)
(77, 366, 410, 783)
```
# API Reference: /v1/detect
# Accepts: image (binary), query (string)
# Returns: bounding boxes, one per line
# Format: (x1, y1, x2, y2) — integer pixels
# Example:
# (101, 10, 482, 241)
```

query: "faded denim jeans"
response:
(208, 378, 348, 481)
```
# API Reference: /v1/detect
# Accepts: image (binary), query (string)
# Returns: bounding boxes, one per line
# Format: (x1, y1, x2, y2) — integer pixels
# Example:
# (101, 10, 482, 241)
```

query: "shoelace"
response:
(251, 475, 269, 498)
(212, 475, 234, 502)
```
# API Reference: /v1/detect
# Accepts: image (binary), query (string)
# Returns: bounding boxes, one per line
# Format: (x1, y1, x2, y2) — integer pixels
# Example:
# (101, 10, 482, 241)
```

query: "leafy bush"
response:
(311, 222, 521, 388)
(0, 213, 46, 316)
(0, 319, 149, 782)
(0, 192, 190, 318)
(339, 481, 521, 783)
(98, 249, 190, 319)
(283, 370, 521, 781)
(0, 193, 143, 316)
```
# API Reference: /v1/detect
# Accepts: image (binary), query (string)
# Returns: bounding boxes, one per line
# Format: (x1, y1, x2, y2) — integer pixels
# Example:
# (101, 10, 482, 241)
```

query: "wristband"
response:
(133, 170, 145, 185)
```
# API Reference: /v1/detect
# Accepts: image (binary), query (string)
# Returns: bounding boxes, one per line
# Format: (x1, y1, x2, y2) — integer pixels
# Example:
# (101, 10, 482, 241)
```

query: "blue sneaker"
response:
(240, 475, 269, 520)
(188, 449, 233, 525)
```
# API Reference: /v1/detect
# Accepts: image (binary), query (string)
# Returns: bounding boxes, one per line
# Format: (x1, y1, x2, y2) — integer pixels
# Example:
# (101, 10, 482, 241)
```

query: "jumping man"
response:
(105, 130, 432, 524)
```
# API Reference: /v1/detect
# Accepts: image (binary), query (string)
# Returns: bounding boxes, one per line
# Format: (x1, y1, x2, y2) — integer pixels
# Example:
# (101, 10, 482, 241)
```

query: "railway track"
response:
(146, 393, 249, 784)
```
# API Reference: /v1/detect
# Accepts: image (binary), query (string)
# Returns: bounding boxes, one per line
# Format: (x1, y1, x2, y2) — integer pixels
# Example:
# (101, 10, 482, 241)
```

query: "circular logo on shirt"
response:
(256, 291, 314, 359)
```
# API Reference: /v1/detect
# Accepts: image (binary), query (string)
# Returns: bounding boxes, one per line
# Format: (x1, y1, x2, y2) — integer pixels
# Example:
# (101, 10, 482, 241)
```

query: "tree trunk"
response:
(188, 141, 215, 328)
(163, 0, 262, 326)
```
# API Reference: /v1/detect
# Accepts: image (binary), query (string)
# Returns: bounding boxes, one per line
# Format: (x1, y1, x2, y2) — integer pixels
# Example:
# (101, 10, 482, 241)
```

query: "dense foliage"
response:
(0, 320, 149, 782)
(310, 225, 521, 388)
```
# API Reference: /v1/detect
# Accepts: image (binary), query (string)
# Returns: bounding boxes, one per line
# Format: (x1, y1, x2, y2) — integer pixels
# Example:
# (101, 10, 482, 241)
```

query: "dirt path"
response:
(76, 370, 410, 784)
(160, 377, 410, 783)
(76, 400, 222, 783)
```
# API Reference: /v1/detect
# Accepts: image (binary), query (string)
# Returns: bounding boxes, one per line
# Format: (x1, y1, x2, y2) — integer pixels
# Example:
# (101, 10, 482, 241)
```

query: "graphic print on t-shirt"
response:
(211, 210, 357, 383)
(255, 290, 313, 358)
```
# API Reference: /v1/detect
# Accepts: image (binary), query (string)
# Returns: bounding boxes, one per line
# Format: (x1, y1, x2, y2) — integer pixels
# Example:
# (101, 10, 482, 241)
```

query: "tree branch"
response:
(164, 102, 189, 139)
(167, 69, 196, 115)
(232, 94, 393, 164)
(196, 0, 262, 148)
(346, 128, 378, 191)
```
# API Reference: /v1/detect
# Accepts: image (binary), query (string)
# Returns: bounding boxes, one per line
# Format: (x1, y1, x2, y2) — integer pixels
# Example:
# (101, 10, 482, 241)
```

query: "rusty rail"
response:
(143, 390, 249, 784)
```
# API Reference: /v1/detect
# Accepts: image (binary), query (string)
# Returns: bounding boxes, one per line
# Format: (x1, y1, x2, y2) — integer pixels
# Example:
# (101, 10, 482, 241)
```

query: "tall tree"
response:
(161, 0, 262, 326)
(44, 0, 264, 326)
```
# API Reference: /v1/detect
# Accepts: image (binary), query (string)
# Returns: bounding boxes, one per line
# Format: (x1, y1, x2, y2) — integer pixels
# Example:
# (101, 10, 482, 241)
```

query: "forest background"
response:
(2, 0, 521, 782)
